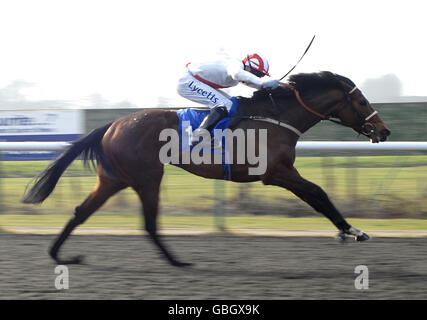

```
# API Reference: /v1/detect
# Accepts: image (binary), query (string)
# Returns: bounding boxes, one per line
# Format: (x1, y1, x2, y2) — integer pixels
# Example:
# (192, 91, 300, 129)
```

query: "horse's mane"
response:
(247, 71, 356, 102)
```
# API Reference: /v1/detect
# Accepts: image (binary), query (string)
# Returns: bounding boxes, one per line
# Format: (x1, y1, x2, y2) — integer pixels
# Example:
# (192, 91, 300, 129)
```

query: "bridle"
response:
(278, 82, 379, 137)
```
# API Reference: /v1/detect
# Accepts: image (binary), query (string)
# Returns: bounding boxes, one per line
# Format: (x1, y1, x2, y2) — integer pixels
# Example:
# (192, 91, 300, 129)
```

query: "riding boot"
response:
(191, 106, 228, 146)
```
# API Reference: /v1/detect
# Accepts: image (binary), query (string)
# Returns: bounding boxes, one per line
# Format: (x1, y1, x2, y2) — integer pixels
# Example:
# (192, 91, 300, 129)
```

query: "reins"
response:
(280, 83, 327, 119)
(269, 82, 379, 136)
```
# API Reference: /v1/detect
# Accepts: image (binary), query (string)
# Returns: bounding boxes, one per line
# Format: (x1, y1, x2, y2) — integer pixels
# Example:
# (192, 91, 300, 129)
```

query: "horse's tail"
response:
(22, 122, 113, 204)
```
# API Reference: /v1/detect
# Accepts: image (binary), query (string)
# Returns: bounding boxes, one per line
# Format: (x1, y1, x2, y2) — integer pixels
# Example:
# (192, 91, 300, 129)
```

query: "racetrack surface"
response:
(0, 233, 426, 299)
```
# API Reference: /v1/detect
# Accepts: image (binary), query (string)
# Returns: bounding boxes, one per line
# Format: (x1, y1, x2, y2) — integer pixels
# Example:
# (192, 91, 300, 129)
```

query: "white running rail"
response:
(295, 141, 427, 151)
(0, 141, 426, 152)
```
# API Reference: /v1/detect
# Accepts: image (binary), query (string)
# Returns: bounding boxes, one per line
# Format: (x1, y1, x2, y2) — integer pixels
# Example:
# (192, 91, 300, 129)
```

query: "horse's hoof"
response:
(356, 232, 371, 242)
(338, 227, 371, 243)
(53, 255, 85, 265)
(336, 231, 350, 243)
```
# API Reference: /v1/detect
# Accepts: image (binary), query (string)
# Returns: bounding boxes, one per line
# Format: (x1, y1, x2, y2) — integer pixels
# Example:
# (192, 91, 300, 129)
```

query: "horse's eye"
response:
(359, 100, 367, 106)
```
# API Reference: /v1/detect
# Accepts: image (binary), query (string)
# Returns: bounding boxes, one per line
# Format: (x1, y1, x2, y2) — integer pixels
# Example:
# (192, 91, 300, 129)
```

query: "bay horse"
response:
(22, 71, 391, 266)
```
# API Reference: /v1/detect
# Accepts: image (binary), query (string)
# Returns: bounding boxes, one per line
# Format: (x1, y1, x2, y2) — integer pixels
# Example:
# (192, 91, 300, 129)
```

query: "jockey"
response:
(177, 53, 280, 146)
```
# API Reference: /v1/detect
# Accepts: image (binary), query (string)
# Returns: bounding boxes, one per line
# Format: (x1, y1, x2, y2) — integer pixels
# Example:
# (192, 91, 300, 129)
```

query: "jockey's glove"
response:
(261, 79, 280, 90)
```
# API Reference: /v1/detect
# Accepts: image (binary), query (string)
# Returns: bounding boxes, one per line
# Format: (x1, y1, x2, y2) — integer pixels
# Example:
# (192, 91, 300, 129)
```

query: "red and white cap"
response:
(242, 53, 270, 76)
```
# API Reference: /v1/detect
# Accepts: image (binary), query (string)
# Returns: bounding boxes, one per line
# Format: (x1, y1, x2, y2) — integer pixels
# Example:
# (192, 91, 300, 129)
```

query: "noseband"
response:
(343, 86, 378, 136)
(279, 82, 378, 137)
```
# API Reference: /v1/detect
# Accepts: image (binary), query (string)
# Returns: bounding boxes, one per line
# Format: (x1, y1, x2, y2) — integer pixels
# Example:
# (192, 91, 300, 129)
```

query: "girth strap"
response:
(243, 116, 302, 137)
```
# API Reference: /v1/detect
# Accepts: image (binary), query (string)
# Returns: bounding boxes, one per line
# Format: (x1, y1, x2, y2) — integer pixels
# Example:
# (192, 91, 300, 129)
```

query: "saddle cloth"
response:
(176, 97, 239, 180)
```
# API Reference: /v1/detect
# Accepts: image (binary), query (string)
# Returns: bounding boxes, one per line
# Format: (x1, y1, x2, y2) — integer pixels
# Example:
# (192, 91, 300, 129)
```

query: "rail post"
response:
(214, 179, 226, 231)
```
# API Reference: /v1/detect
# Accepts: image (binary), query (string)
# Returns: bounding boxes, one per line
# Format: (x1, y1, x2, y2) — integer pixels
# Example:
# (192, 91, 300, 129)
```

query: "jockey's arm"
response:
(226, 61, 265, 89)
(229, 67, 264, 89)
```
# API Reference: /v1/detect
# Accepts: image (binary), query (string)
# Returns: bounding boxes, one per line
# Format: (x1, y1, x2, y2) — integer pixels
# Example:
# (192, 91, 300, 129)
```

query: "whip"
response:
(279, 35, 316, 81)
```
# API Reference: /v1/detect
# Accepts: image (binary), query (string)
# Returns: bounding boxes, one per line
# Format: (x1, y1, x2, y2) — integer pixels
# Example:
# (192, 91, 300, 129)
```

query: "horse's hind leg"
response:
(49, 172, 126, 264)
(134, 173, 191, 267)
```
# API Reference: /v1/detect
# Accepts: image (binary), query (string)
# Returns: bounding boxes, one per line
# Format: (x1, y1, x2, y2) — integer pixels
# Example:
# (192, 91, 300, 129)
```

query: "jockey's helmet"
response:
(243, 53, 270, 77)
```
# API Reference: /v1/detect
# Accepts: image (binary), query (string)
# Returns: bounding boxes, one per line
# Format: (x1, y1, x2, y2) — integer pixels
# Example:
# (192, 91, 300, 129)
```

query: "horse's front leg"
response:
(264, 165, 370, 241)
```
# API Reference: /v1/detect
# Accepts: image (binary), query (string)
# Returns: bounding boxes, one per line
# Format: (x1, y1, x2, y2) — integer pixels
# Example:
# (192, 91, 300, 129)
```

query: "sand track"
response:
(0, 234, 426, 299)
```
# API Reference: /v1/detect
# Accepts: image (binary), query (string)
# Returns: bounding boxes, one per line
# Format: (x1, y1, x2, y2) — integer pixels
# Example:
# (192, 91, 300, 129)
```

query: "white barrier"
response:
(0, 141, 426, 152)
(0, 142, 71, 151)
(0, 141, 427, 152)
(296, 141, 427, 151)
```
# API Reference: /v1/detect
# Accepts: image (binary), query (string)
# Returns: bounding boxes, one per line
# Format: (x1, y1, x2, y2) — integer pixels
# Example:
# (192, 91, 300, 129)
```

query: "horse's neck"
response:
(236, 97, 322, 135)
(237, 91, 341, 136)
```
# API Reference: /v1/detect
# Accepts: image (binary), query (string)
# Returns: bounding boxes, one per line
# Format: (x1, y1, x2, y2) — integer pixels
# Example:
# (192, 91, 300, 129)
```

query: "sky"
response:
(0, 0, 426, 109)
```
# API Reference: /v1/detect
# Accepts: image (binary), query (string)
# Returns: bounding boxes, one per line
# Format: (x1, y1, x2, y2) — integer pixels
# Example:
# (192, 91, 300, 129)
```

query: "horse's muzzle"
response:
(379, 128, 391, 141)
(370, 127, 391, 143)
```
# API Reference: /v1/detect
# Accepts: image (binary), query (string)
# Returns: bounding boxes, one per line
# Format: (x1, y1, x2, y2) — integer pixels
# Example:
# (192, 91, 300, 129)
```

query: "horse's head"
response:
(327, 74, 391, 143)
(247, 72, 391, 142)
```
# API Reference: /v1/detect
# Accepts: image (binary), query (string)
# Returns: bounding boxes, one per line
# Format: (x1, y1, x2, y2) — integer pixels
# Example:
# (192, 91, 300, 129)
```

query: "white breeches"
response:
(176, 71, 233, 111)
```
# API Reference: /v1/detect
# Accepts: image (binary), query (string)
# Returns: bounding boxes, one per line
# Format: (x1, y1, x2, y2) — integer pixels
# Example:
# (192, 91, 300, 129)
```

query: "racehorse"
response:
(22, 71, 391, 267)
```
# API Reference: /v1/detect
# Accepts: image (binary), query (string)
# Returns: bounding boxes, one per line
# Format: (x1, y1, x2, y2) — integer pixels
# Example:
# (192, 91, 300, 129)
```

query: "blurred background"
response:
(0, 101, 426, 234)
(0, 0, 426, 234)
